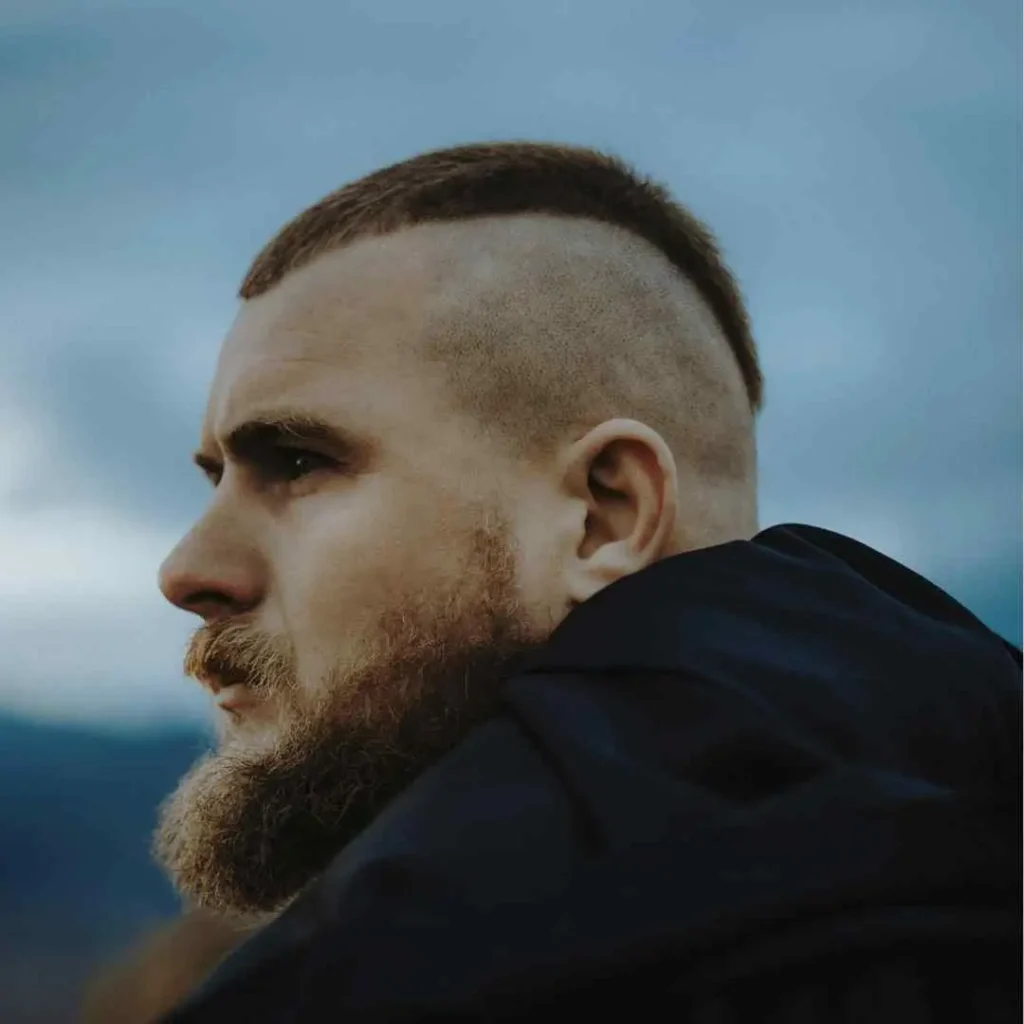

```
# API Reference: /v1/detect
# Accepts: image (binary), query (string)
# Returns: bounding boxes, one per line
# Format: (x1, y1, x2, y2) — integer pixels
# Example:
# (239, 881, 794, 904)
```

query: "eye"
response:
(262, 447, 335, 483)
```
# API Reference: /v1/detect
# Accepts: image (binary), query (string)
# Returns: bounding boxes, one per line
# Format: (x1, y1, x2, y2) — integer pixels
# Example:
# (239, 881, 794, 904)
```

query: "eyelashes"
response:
(202, 446, 340, 490)
(256, 446, 337, 484)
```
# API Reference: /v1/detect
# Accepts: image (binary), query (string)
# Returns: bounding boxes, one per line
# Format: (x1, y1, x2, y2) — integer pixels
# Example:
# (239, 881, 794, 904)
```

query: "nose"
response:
(158, 521, 264, 623)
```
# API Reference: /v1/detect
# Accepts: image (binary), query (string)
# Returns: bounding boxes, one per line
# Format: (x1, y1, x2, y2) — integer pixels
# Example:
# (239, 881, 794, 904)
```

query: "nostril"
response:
(186, 589, 231, 611)
(184, 590, 248, 623)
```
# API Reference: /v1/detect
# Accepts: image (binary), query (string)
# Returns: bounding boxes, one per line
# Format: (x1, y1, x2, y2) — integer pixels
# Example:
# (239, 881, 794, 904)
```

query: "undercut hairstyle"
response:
(240, 141, 765, 540)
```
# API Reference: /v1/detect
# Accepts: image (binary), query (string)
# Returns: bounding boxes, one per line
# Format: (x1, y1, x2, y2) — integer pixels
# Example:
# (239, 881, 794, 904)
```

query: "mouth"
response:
(215, 684, 260, 715)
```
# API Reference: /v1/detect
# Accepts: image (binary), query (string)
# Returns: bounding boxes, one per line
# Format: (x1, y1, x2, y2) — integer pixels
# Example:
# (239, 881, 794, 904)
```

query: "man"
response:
(154, 142, 1021, 1022)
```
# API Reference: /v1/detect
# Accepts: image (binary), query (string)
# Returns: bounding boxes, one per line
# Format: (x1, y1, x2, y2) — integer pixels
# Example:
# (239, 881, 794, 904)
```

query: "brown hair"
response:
(240, 141, 762, 413)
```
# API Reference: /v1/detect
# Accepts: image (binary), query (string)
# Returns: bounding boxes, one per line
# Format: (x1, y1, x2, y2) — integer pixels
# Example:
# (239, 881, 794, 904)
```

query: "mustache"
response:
(184, 619, 295, 699)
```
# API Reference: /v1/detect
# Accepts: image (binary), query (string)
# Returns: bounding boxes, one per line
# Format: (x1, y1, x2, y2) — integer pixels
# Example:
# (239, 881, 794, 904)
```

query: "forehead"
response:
(201, 214, 678, 446)
(204, 231, 456, 442)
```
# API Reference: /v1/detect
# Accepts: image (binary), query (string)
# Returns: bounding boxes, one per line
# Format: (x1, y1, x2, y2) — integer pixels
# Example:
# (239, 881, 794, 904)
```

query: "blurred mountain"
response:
(0, 712, 210, 1024)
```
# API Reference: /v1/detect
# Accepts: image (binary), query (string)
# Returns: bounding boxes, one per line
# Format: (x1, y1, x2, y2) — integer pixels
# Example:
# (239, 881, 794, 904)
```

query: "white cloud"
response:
(0, 400, 207, 723)
(0, 497, 211, 723)
(0, 600, 209, 726)
(0, 505, 173, 603)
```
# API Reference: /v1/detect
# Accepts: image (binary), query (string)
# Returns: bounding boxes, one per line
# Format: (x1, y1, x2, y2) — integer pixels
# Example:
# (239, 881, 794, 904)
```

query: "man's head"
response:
(154, 142, 763, 916)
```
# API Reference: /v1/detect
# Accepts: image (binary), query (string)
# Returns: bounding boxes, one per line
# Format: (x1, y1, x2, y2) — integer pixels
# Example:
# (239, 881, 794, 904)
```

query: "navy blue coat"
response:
(164, 524, 1022, 1022)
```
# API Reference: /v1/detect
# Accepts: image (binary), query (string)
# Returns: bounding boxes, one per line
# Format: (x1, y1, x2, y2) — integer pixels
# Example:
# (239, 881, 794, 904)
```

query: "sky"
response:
(0, 0, 1020, 727)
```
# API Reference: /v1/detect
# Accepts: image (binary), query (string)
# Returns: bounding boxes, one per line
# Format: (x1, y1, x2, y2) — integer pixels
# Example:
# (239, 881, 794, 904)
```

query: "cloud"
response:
(0, 397, 207, 724)
(1, 0, 1019, 723)
(0, 500, 207, 725)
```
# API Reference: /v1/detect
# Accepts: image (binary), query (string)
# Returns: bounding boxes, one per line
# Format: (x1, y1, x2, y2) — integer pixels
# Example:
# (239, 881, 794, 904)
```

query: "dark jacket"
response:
(163, 524, 1022, 1023)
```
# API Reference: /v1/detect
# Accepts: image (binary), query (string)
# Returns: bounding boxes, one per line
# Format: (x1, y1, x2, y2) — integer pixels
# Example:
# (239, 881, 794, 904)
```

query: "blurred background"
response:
(1, 0, 1020, 1020)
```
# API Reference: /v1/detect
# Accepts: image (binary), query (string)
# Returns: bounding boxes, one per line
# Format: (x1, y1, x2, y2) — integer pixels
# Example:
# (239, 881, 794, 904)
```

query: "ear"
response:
(559, 418, 680, 606)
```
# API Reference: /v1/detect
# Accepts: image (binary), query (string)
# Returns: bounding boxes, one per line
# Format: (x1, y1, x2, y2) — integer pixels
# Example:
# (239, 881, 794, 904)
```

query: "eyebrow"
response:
(193, 411, 366, 478)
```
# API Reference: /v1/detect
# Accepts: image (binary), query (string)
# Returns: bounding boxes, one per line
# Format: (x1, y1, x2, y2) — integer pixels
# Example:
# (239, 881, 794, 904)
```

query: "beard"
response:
(153, 513, 553, 918)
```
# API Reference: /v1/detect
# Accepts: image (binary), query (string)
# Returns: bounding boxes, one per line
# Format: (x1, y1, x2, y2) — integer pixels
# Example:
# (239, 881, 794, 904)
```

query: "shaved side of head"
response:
(238, 141, 764, 547)
(408, 215, 759, 546)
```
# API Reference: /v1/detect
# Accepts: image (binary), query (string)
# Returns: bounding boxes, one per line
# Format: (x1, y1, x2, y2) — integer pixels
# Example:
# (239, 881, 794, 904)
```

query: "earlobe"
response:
(566, 538, 647, 605)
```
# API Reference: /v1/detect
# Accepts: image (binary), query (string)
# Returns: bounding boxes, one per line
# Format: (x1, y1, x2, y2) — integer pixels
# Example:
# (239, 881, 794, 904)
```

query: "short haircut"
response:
(239, 142, 764, 537)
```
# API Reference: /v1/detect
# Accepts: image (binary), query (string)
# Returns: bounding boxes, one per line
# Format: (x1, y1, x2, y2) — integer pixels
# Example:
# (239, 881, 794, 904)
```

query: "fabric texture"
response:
(162, 523, 1023, 1023)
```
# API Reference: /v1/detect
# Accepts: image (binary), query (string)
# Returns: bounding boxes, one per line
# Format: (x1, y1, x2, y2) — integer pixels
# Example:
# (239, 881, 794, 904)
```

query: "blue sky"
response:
(1, 0, 1019, 726)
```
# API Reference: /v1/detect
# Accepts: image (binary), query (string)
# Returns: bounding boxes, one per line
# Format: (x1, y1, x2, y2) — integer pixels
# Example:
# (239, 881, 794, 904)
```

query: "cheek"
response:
(512, 513, 559, 593)
(272, 484, 450, 669)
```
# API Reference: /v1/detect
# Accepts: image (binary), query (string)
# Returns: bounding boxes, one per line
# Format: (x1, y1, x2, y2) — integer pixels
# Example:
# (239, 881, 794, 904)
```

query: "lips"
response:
(215, 684, 259, 713)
